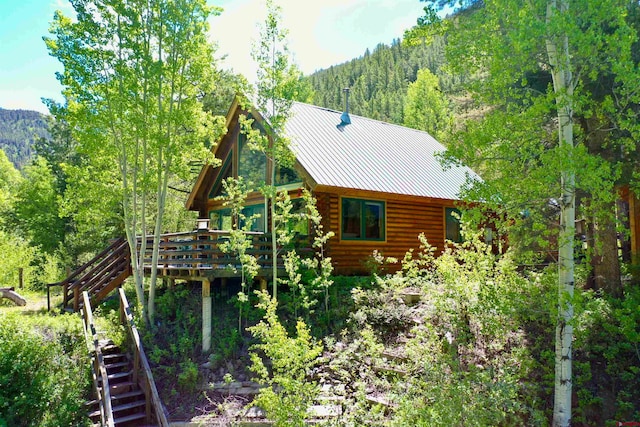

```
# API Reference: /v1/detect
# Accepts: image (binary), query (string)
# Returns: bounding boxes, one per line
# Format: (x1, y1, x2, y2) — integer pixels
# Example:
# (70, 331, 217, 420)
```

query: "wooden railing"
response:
(81, 291, 115, 427)
(118, 288, 169, 427)
(49, 228, 311, 312)
(138, 229, 306, 274)
(48, 238, 131, 311)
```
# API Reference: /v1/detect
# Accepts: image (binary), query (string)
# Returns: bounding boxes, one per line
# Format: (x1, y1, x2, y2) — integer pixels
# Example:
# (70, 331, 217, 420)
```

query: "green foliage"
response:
(335, 234, 553, 425)
(350, 285, 415, 340)
(0, 108, 49, 169)
(307, 36, 461, 125)
(248, 291, 323, 427)
(572, 286, 640, 424)
(403, 68, 453, 140)
(12, 157, 65, 254)
(0, 148, 21, 224)
(392, 236, 541, 425)
(177, 360, 200, 393)
(0, 313, 90, 427)
(0, 229, 36, 288)
(46, 0, 226, 320)
(140, 283, 207, 398)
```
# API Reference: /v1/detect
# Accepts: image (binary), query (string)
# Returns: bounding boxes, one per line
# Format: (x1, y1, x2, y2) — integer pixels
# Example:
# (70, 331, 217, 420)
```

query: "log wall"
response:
(315, 190, 455, 275)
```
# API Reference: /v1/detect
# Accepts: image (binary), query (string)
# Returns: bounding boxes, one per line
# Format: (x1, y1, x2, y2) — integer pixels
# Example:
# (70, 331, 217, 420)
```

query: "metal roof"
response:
(286, 102, 480, 201)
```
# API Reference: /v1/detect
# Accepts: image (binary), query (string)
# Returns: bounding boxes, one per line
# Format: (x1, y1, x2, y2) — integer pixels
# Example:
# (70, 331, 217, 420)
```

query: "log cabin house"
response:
(51, 97, 482, 353)
(186, 97, 481, 275)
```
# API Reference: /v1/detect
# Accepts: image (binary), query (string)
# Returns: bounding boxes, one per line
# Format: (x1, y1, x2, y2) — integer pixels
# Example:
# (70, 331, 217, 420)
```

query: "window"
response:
(208, 153, 233, 199)
(274, 164, 301, 187)
(241, 204, 265, 232)
(341, 198, 385, 241)
(238, 133, 266, 190)
(289, 198, 309, 236)
(209, 209, 232, 231)
(445, 207, 463, 243)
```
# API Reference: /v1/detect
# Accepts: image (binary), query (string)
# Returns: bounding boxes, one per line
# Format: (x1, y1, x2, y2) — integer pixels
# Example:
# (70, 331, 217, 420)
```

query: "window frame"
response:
(444, 207, 463, 243)
(208, 152, 233, 199)
(237, 132, 267, 189)
(240, 203, 266, 232)
(209, 208, 232, 231)
(340, 197, 386, 242)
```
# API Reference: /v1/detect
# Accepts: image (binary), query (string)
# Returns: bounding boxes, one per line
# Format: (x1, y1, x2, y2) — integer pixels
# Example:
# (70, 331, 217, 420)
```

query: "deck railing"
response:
(47, 238, 130, 311)
(138, 229, 303, 274)
(49, 226, 311, 311)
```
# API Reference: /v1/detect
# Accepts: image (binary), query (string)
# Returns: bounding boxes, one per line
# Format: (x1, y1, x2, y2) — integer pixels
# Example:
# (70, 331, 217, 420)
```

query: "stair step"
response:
(114, 411, 147, 425)
(107, 370, 132, 381)
(103, 353, 128, 361)
(100, 344, 120, 353)
(113, 399, 146, 413)
(111, 389, 145, 401)
(107, 381, 135, 395)
(105, 361, 130, 371)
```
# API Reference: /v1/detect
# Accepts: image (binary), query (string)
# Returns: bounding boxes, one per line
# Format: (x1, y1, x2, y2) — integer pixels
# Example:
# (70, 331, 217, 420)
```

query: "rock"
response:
(244, 406, 266, 418)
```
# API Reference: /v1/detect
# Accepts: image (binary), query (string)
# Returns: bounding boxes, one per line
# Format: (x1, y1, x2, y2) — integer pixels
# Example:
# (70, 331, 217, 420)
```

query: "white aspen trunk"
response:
(546, 1, 575, 426)
(149, 156, 172, 324)
(271, 167, 278, 299)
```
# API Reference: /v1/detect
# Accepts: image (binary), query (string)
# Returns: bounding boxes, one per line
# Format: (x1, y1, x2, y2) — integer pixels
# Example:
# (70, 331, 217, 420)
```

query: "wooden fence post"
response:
(18, 268, 23, 289)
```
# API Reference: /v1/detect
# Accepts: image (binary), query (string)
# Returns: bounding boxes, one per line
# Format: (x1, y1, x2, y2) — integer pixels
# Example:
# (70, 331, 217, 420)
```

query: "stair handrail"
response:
(81, 291, 115, 427)
(47, 238, 128, 311)
(118, 288, 170, 427)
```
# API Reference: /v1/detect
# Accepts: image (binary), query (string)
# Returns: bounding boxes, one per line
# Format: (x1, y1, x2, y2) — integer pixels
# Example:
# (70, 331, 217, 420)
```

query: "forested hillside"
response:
(0, 108, 49, 169)
(306, 36, 463, 125)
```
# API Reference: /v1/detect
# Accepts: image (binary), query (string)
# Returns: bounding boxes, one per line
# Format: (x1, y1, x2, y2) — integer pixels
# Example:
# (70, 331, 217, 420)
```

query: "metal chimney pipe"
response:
(339, 87, 351, 126)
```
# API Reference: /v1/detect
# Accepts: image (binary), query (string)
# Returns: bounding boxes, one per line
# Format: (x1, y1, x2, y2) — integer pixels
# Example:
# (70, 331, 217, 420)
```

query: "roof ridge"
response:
(292, 101, 439, 138)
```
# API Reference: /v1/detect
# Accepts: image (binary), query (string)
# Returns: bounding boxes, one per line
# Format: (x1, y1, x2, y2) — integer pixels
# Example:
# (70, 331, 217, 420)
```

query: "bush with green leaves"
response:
(572, 285, 640, 425)
(0, 230, 36, 289)
(248, 291, 323, 427)
(340, 233, 552, 425)
(0, 313, 90, 427)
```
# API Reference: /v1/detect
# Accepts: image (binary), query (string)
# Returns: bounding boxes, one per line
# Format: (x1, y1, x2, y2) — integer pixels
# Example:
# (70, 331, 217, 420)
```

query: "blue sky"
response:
(0, 0, 426, 114)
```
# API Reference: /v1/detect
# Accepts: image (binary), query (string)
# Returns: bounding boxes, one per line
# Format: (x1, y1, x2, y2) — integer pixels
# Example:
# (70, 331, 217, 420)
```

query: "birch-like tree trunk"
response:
(46, 0, 223, 325)
(546, 0, 575, 425)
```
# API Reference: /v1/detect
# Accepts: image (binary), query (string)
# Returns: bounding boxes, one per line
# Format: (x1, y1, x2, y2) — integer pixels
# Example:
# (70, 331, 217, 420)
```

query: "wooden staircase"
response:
(49, 238, 131, 312)
(82, 290, 169, 427)
(89, 343, 148, 426)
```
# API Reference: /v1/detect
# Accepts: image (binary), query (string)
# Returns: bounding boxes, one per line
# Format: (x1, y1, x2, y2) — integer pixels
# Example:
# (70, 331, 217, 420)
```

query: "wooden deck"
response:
(49, 228, 307, 312)
(139, 229, 289, 280)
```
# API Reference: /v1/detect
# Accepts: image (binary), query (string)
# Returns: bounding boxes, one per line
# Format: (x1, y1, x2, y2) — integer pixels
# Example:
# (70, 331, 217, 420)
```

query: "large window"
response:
(208, 153, 233, 199)
(341, 198, 385, 241)
(209, 209, 232, 231)
(238, 133, 266, 190)
(240, 204, 265, 232)
(274, 164, 301, 187)
(445, 207, 463, 243)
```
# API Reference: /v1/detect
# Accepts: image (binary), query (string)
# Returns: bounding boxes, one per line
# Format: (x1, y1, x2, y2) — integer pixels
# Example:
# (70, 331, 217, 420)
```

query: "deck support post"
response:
(202, 279, 211, 352)
(259, 278, 267, 292)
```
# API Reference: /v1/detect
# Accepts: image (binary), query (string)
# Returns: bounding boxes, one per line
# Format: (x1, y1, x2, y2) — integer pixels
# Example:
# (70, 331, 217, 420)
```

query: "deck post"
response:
(259, 278, 267, 292)
(202, 279, 211, 352)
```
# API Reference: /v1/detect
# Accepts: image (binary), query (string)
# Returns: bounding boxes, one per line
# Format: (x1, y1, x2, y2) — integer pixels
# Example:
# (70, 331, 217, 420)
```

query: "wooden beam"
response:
(202, 279, 211, 352)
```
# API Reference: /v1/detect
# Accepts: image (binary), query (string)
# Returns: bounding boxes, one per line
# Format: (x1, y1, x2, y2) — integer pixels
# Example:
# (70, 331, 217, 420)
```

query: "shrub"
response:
(248, 291, 323, 427)
(0, 313, 90, 427)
